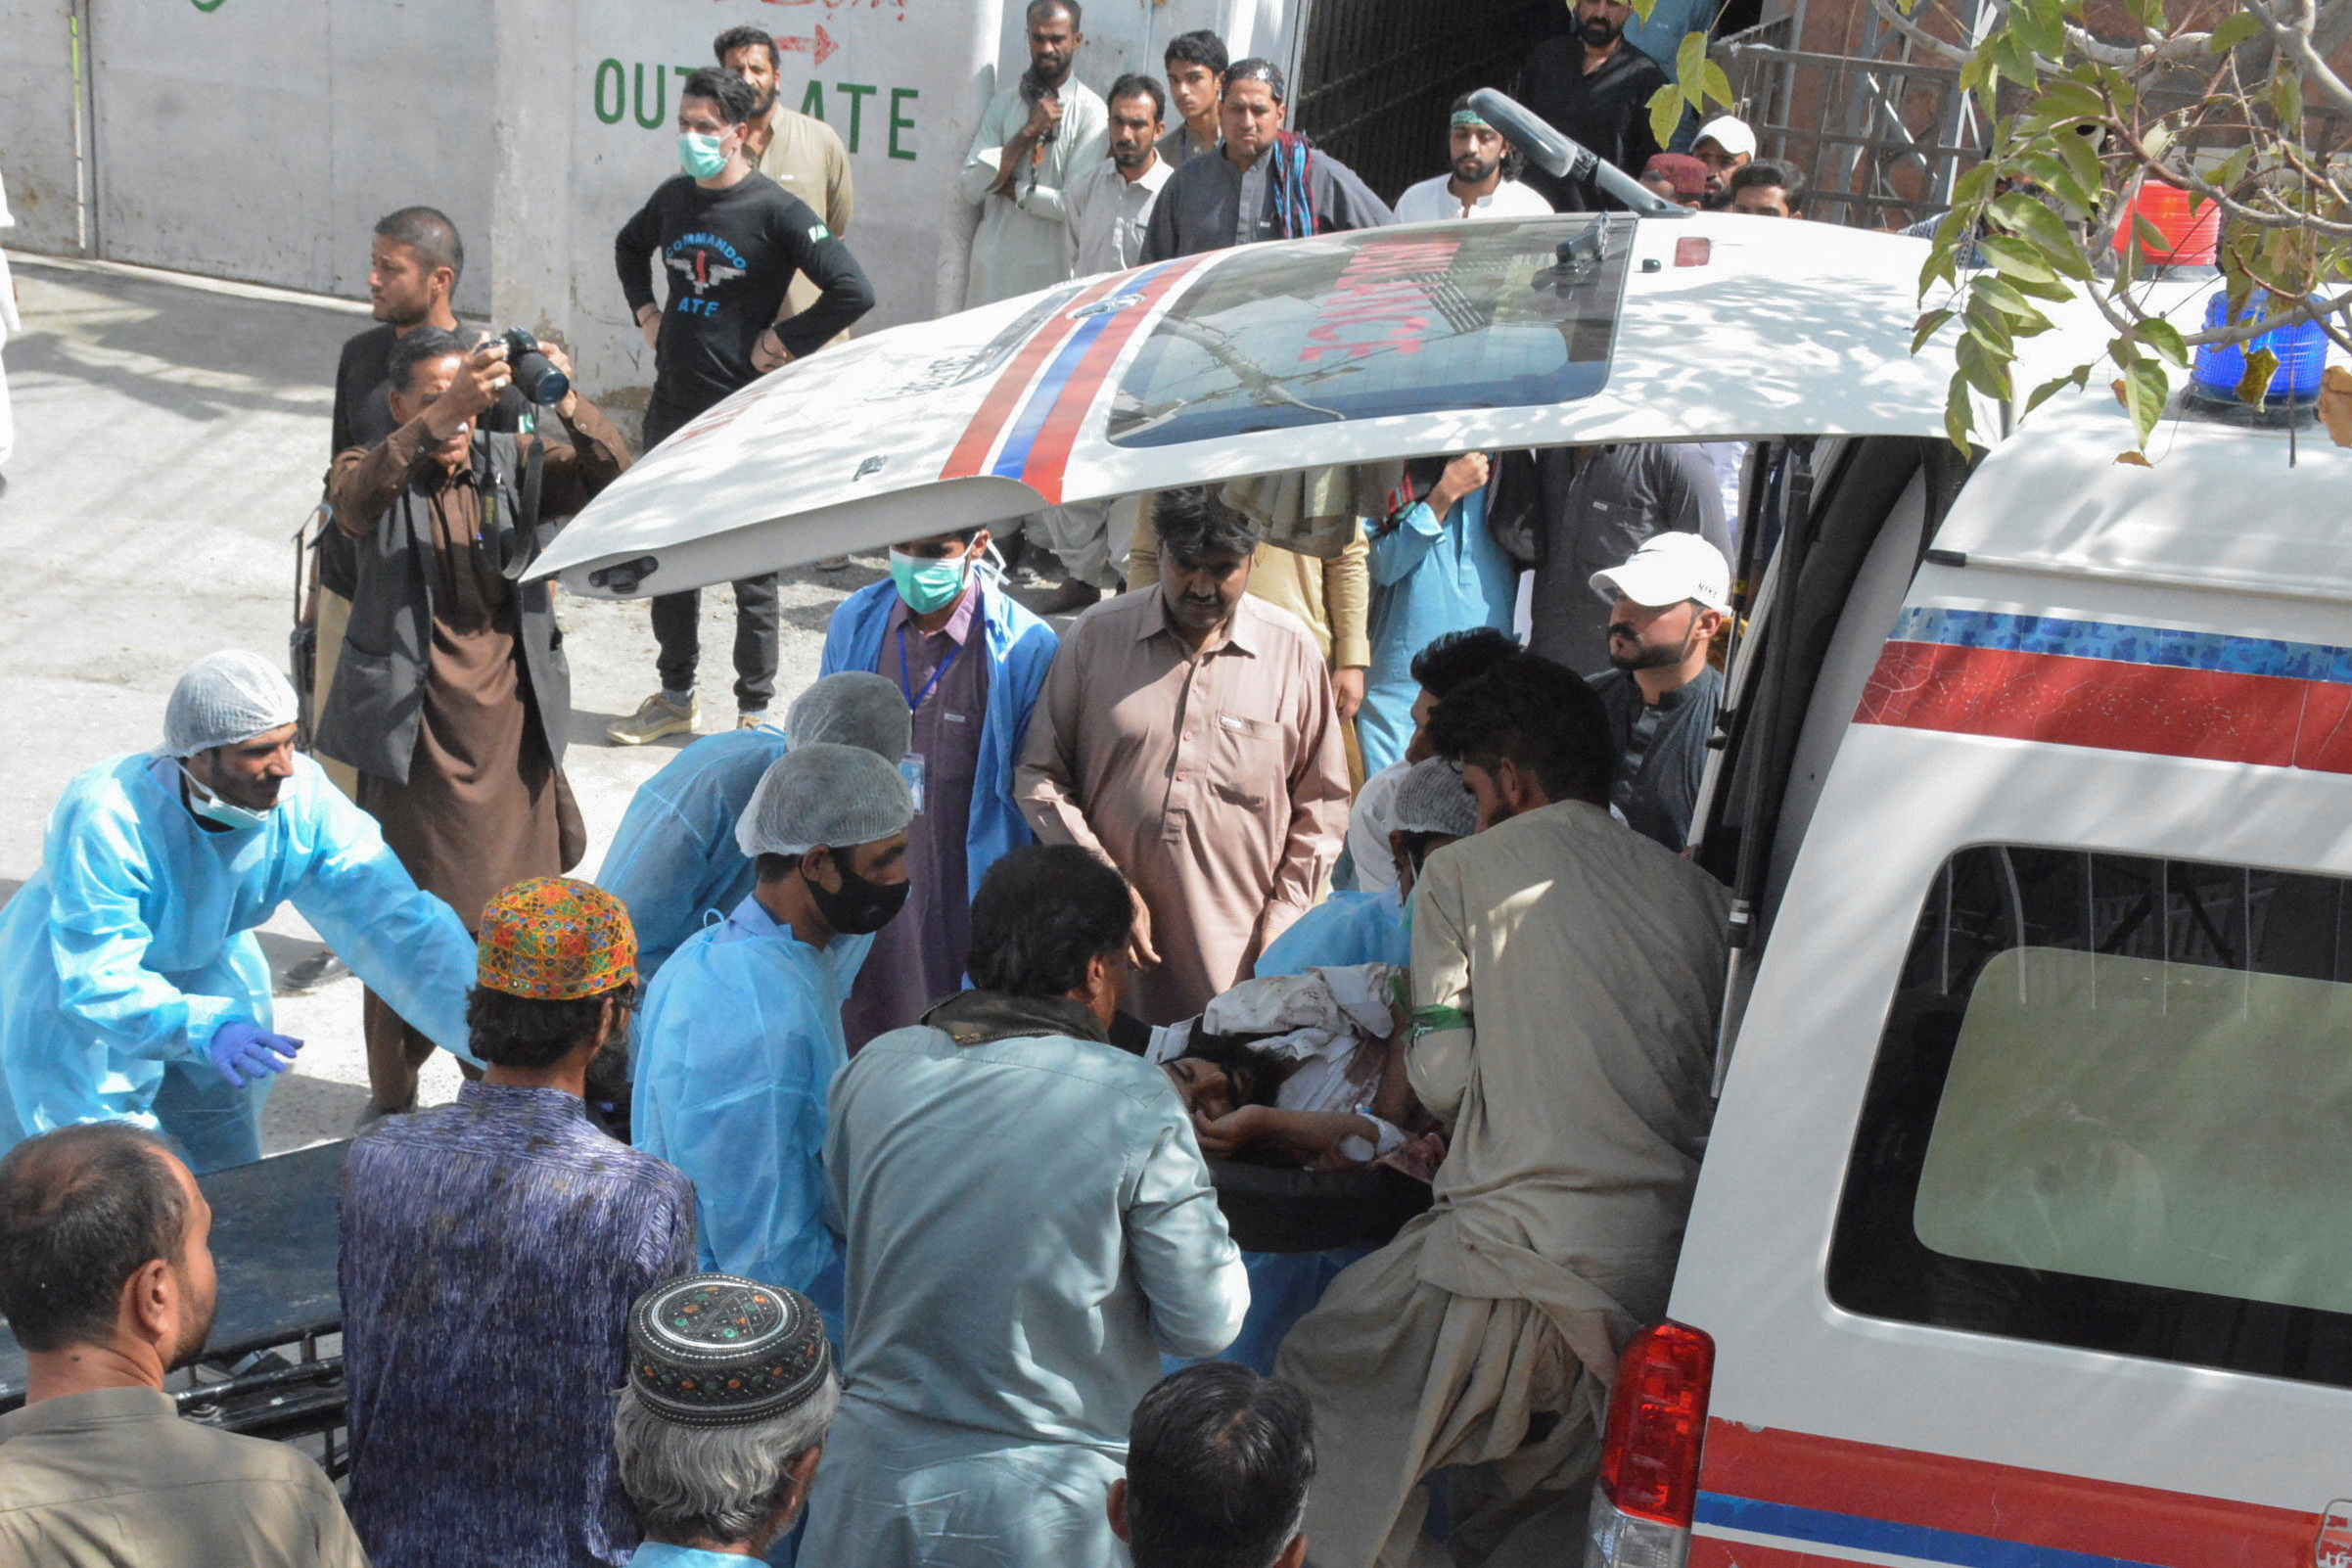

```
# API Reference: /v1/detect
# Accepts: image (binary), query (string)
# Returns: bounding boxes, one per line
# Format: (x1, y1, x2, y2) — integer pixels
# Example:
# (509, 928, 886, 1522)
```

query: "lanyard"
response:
(897, 625, 963, 713)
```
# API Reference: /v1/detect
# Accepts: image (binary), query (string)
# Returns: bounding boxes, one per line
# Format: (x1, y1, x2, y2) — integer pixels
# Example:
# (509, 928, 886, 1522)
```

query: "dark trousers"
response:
(644, 392, 780, 709)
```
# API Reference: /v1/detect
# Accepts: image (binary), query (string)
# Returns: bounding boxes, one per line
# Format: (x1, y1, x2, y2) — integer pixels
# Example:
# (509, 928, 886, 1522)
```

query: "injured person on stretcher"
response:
(1146, 963, 1442, 1181)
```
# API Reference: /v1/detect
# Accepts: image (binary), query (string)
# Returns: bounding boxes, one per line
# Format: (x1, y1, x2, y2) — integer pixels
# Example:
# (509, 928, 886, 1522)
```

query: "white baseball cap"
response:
(1591, 531, 1732, 615)
(1693, 116, 1757, 160)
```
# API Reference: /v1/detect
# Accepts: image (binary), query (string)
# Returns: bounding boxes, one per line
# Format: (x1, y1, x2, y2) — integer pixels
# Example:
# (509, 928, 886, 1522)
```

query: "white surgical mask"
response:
(178, 764, 274, 832)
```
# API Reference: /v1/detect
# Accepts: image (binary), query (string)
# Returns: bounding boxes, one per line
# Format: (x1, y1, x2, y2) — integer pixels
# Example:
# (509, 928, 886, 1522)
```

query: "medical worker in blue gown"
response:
(0, 652, 477, 1173)
(599, 672, 912, 983)
(631, 743, 915, 1341)
(1358, 453, 1519, 777)
(1222, 757, 1481, 1374)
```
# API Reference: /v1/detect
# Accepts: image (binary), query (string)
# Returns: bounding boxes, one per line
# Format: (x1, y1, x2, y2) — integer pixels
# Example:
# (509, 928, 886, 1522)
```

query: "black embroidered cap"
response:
(626, 1274, 831, 1428)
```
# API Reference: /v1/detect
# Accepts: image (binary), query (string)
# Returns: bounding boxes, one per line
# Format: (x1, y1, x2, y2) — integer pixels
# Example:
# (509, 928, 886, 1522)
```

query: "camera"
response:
(496, 328, 571, 405)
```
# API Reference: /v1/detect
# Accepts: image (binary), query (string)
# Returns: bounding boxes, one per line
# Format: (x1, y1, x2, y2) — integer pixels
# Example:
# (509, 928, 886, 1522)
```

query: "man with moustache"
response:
(1015, 486, 1350, 1025)
(1140, 59, 1391, 260)
(322, 328, 629, 1118)
(1393, 96, 1555, 223)
(1066, 73, 1175, 275)
(957, 0, 1109, 305)
(0, 1125, 370, 1565)
(714, 24, 855, 346)
(1587, 533, 1730, 851)
(1510, 0, 1669, 210)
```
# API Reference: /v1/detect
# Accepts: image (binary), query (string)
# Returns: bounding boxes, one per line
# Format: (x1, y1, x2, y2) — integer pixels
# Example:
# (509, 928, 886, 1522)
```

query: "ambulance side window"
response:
(1827, 847, 2352, 1390)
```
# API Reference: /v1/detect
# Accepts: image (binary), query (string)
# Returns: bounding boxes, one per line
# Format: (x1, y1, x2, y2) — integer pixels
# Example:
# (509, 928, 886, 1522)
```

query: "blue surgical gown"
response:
(0, 752, 477, 1172)
(630, 895, 871, 1340)
(596, 727, 788, 981)
(1359, 489, 1519, 777)
(1253, 887, 1410, 979)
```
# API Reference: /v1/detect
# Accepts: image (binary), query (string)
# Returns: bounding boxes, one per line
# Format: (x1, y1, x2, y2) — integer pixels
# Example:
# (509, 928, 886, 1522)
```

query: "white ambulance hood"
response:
(536, 211, 1966, 598)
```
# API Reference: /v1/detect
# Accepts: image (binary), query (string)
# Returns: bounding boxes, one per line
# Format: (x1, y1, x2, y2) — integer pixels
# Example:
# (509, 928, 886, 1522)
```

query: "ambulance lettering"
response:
(1300, 238, 1459, 364)
(2316, 1500, 2352, 1568)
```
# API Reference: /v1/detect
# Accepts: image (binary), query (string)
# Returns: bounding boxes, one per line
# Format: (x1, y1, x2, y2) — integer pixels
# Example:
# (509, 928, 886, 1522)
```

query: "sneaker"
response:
(606, 692, 698, 746)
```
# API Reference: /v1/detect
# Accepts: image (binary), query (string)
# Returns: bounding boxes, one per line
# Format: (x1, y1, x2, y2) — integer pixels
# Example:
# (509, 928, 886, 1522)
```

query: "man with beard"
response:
(1509, 0, 1668, 211)
(0, 1125, 370, 1565)
(957, 0, 1109, 305)
(1140, 59, 1391, 260)
(1588, 533, 1729, 850)
(1067, 73, 1174, 275)
(338, 879, 694, 1568)
(1527, 441, 1730, 677)
(1394, 96, 1555, 223)
(715, 24, 856, 346)
(1277, 654, 1728, 1568)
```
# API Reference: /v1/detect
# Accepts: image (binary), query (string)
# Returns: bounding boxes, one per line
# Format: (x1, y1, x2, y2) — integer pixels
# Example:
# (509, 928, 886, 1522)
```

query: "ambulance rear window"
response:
(1104, 216, 1629, 448)
(1828, 847, 2352, 1388)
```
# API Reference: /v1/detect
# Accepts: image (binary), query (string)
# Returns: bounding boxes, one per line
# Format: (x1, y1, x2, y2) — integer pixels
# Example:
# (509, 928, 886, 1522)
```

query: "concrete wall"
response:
(7, 0, 1305, 401)
(0, 0, 86, 253)
(81, 0, 496, 315)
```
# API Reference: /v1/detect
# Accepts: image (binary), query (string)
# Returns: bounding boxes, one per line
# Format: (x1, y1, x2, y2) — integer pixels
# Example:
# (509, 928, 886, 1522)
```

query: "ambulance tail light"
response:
(1585, 1320, 1716, 1568)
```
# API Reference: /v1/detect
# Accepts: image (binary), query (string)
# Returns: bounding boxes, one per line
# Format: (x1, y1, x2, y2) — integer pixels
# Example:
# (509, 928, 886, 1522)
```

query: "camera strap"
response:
(501, 436, 548, 582)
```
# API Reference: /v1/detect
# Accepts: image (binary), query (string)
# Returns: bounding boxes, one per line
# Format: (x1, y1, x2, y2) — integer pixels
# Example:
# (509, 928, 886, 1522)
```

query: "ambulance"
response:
(535, 153, 2352, 1566)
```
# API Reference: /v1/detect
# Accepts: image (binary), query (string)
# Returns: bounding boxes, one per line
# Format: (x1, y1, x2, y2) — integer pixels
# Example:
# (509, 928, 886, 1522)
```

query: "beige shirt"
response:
(0, 1387, 369, 1568)
(1410, 799, 1729, 1283)
(754, 107, 855, 329)
(1065, 153, 1174, 275)
(1015, 587, 1351, 1024)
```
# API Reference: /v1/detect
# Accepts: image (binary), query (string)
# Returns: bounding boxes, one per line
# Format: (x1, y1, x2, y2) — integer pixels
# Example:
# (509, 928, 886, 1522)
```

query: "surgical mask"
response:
(679, 131, 731, 179)
(178, 764, 273, 832)
(807, 855, 910, 936)
(889, 549, 972, 615)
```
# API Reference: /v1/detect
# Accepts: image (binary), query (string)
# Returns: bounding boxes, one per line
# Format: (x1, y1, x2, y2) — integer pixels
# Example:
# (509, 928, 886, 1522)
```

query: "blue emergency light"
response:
(2191, 290, 2328, 405)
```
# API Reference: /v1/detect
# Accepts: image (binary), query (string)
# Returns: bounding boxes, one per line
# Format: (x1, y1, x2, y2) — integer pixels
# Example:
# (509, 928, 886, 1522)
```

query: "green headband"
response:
(1452, 110, 1492, 129)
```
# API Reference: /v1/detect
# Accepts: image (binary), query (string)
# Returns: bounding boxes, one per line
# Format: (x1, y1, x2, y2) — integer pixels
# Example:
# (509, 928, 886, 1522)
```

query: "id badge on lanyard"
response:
(899, 751, 927, 815)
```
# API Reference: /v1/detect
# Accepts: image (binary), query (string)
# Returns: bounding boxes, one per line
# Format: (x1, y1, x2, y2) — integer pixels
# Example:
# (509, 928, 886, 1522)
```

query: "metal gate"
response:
(1290, 0, 1562, 204)
(74, 0, 494, 312)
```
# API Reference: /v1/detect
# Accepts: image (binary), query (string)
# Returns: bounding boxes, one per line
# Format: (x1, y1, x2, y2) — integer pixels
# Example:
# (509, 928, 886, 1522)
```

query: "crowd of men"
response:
(0, 2, 1821, 1565)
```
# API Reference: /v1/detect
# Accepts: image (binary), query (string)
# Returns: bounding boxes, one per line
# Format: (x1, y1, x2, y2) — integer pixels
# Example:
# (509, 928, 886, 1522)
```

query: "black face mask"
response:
(807, 854, 910, 936)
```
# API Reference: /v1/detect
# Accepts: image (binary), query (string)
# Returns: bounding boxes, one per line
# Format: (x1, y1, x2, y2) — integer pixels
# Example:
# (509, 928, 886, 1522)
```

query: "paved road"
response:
(0, 255, 891, 1152)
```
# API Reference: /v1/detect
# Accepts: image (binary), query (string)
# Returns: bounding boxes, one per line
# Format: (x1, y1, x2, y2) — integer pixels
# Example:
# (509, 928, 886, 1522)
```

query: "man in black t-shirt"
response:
(1585, 531, 1731, 852)
(609, 66, 877, 744)
(1510, 0, 1669, 211)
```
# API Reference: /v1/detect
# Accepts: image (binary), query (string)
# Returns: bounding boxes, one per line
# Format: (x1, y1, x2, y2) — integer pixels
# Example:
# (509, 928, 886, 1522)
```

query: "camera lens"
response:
(500, 329, 571, 405)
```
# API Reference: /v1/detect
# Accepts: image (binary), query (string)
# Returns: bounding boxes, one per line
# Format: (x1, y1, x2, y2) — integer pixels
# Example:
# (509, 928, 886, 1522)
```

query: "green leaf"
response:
(2024, 365, 2092, 414)
(1912, 307, 1957, 354)
(1647, 83, 1683, 151)
(1918, 238, 1960, 294)
(2132, 212, 2171, 253)
(2052, 124, 2104, 208)
(2120, 356, 2169, 447)
(2012, 0, 2066, 60)
(1952, 161, 1999, 208)
(1957, 330, 2013, 400)
(2137, 317, 2189, 366)
(2031, 80, 2108, 122)
(2208, 11, 2264, 52)
(2141, 122, 2173, 162)
(1978, 233, 2060, 283)
(1991, 192, 2091, 274)
(2237, 346, 2281, 403)
(1970, 276, 2057, 335)
(1966, 300, 2016, 356)
(1946, 377, 1978, 453)
(1699, 61, 1734, 108)
(2004, 267, 2079, 303)
(1677, 29, 1710, 85)
(2213, 145, 2254, 195)
(1993, 27, 2041, 85)
(2274, 69, 2305, 128)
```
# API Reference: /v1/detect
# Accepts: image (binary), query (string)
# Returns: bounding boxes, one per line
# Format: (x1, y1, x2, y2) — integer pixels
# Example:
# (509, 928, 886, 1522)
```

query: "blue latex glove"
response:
(208, 1021, 302, 1086)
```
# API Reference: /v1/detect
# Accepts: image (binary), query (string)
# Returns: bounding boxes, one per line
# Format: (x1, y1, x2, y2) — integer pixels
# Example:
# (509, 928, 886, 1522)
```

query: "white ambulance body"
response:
(1595, 393, 2352, 1568)
(533, 208, 2350, 1564)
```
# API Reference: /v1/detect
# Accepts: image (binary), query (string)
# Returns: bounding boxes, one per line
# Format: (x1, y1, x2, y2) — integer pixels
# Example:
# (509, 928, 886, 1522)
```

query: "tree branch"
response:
(2238, 0, 2352, 114)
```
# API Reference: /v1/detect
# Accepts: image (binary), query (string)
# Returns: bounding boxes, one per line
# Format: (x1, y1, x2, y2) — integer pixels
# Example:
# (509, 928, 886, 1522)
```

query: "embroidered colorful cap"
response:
(476, 877, 638, 1000)
(627, 1274, 833, 1429)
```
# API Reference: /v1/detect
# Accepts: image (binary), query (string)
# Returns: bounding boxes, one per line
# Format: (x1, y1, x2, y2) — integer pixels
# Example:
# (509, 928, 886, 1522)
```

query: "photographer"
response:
(322, 329, 629, 1118)
(610, 65, 876, 745)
